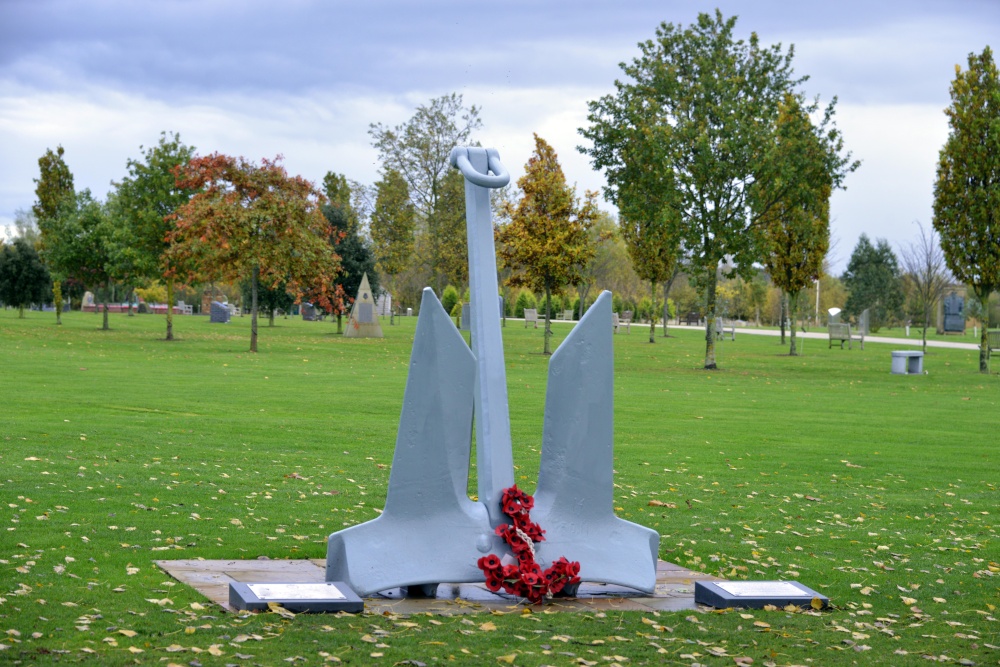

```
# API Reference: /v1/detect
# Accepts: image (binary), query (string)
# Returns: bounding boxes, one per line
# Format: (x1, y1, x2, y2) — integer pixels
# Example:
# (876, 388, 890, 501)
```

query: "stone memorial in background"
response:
(210, 301, 230, 324)
(325, 147, 658, 598)
(942, 291, 965, 333)
(301, 302, 318, 321)
(344, 273, 383, 338)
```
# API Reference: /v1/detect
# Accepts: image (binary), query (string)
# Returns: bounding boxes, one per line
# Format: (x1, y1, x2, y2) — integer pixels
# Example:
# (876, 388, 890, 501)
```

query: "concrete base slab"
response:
(157, 558, 720, 615)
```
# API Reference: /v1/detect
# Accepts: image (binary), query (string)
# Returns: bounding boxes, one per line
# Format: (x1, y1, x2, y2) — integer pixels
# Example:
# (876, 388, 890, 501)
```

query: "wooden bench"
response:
(560, 309, 574, 321)
(612, 312, 630, 334)
(988, 330, 1000, 367)
(828, 323, 864, 350)
(523, 308, 538, 329)
(684, 312, 700, 326)
(714, 319, 735, 341)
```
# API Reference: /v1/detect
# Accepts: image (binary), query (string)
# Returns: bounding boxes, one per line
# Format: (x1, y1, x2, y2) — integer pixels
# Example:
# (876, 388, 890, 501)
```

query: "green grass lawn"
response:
(1, 308, 996, 666)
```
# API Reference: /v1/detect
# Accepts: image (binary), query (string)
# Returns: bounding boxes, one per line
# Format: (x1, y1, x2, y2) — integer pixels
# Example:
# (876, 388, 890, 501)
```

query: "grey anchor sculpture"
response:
(326, 147, 658, 596)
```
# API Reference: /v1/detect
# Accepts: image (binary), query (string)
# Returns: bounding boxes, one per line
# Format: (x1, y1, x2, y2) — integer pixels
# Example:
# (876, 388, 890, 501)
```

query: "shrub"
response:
(441, 285, 460, 315)
(514, 290, 537, 318)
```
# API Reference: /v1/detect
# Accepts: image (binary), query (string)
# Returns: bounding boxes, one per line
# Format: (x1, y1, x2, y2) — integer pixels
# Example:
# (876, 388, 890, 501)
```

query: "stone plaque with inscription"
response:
(695, 580, 828, 609)
(229, 581, 363, 613)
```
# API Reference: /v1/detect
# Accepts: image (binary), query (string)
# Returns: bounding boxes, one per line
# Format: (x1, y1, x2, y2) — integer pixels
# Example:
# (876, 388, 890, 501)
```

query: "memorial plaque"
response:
(357, 302, 373, 324)
(210, 301, 230, 324)
(695, 580, 828, 609)
(229, 581, 363, 613)
(944, 292, 965, 333)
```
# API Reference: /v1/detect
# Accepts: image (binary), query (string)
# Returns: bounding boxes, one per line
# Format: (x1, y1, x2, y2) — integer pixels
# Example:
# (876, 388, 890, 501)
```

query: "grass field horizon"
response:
(1, 308, 996, 666)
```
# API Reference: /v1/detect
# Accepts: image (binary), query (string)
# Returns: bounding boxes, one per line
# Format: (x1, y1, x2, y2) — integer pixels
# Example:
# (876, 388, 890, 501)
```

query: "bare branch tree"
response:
(899, 220, 950, 352)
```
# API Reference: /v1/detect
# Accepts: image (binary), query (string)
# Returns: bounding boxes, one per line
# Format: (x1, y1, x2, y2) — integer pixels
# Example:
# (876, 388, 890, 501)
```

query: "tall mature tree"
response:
(0, 238, 51, 317)
(43, 191, 117, 330)
(369, 93, 480, 290)
(370, 168, 415, 318)
(842, 234, 905, 332)
(432, 169, 470, 291)
(322, 201, 378, 333)
(758, 94, 834, 356)
(573, 210, 616, 322)
(580, 11, 855, 369)
(111, 132, 197, 338)
(167, 154, 342, 352)
(496, 134, 598, 354)
(33, 145, 76, 324)
(616, 172, 682, 343)
(933, 46, 1000, 373)
(900, 221, 950, 352)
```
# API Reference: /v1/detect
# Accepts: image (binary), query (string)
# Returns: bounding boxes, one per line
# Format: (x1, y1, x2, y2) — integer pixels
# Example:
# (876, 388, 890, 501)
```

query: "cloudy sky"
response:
(2, 0, 997, 273)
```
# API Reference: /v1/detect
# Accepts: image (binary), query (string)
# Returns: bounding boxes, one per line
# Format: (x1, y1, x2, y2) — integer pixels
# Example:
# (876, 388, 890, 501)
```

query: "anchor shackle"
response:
(449, 147, 510, 189)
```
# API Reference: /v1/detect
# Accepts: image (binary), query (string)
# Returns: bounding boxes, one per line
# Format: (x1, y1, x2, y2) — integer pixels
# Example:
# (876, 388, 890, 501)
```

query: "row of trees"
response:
(19, 135, 382, 351)
(8, 16, 995, 371)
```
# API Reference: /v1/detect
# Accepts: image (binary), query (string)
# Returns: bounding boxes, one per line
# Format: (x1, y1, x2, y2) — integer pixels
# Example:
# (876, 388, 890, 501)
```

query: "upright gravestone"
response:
(344, 273, 383, 338)
(943, 292, 965, 333)
(301, 303, 317, 321)
(210, 301, 230, 324)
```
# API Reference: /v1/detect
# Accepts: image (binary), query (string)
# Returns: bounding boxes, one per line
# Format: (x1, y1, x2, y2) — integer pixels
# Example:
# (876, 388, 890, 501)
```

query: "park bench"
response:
(560, 309, 574, 321)
(684, 312, 700, 326)
(828, 322, 864, 350)
(714, 318, 735, 341)
(988, 330, 1000, 368)
(612, 312, 630, 334)
(523, 308, 538, 328)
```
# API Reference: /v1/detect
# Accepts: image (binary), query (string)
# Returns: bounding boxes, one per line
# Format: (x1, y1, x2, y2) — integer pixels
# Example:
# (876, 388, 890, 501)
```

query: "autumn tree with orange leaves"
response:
(167, 154, 342, 352)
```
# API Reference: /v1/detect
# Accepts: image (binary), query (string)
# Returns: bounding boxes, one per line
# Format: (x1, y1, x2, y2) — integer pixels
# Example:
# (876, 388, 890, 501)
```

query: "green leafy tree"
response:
(110, 132, 197, 338)
(580, 11, 856, 369)
(370, 168, 415, 318)
(369, 93, 480, 291)
(933, 46, 1000, 372)
(43, 190, 117, 330)
(321, 202, 379, 333)
(432, 169, 469, 292)
(842, 234, 905, 332)
(758, 94, 834, 356)
(33, 145, 76, 324)
(240, 278, 294, 327)
(167, 154, 342, 352)
(0, 238, 51, 317)
(496, 134, 598, 354)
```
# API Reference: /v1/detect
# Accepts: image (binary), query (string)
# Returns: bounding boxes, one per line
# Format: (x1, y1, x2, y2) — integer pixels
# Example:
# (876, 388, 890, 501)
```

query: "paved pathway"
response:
(664, 324, 979, 351)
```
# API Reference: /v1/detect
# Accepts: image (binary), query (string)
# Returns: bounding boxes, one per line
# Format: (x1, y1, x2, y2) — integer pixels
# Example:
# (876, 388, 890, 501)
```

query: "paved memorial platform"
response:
(157, 558, 719, 614)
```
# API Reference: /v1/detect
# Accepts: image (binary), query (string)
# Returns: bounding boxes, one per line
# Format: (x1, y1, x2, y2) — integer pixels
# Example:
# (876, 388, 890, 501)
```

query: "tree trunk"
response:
(250, 264, 259, 353)
(578, 283, 590, 320)
(648, 279, 657, 343)
(704, 272, 718, 369)
(779, 290, 787, 344)
(979, 291, 990, 373)
(102, 280, 110, 330)
(18, 305, 25, 319)
(788, 290, 800, 356)
(336, 313, 343, 334)
(53, 280, 62, 325)
(661, 272, 677, 337)
(921, 302, 930, 353)
(165, 278, 175, 341)
(127, 288, 135, 316)
(543, 286, 552, 355)
(268, 309, 275, 327)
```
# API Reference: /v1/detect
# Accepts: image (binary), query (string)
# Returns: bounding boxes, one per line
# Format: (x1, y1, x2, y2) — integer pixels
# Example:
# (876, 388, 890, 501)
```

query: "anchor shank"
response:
(459, 147, 515, 525)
